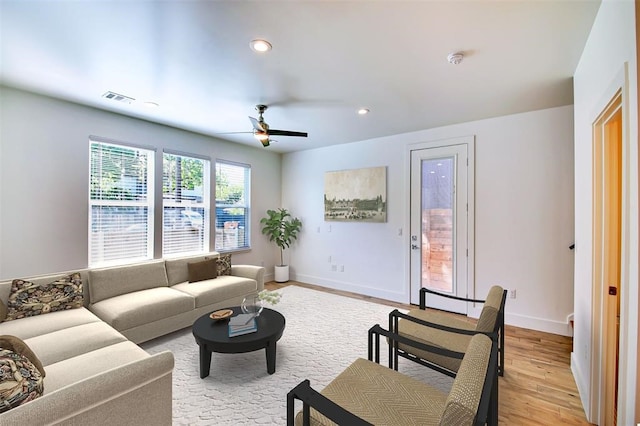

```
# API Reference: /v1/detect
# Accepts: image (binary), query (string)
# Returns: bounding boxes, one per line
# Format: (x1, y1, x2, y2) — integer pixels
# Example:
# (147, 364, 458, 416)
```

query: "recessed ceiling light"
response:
(143, 101, 159, 108)
(250, 39, 272, 52)
(357, 108, 370, 115)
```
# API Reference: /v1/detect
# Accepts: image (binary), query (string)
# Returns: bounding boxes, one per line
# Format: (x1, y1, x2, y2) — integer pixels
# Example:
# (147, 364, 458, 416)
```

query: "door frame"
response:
(589, 64, 633, 425)
(407, 135, 475, 309)
(592, 88, 622, 426)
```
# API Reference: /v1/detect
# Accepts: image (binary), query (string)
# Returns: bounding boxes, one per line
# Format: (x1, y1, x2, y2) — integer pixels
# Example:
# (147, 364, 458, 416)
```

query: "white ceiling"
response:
(1, 0, 600, 153)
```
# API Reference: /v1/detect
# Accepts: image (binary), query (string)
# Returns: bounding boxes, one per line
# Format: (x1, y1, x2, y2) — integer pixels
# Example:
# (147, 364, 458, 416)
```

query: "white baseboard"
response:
(571, 352, 591, 422)
(504, 312, 574, 336)
(289, 275, 574, 336)
(293, 273, 407, 304)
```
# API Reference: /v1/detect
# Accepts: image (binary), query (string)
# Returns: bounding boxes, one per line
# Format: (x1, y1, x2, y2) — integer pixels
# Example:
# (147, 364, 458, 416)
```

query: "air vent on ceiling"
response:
(102, 91, 135, 104)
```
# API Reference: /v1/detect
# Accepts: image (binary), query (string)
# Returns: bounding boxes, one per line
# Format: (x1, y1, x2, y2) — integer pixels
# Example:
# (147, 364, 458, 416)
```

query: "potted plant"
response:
(260, 208, 302, 282)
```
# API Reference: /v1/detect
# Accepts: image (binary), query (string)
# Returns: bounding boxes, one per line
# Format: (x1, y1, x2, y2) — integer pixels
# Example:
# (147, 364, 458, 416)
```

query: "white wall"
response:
(572, 0, 639, 423)
(282, 105, 575, 336)
(0, 86, 282, 279)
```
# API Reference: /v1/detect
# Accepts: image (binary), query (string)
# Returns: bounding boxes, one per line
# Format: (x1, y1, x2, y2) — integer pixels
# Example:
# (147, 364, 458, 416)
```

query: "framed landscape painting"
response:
(324, 166, 387, 222)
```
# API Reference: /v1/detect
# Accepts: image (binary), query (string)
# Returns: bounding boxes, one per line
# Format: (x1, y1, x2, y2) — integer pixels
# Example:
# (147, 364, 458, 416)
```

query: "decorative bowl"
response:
(209, 309, 233, 321)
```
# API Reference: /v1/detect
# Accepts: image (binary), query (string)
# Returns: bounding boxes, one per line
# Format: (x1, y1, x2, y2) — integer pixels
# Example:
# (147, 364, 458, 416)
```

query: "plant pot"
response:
(274, 265, 289, 283)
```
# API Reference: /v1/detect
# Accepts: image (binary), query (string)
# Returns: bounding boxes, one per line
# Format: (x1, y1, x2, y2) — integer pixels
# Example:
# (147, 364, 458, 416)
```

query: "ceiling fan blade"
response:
(267, 129, 308, 137)
(249, 116, 266, 132)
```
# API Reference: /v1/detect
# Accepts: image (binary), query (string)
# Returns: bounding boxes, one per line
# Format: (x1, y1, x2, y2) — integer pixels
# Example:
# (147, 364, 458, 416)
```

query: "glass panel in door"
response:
(410, 144, 468, 314)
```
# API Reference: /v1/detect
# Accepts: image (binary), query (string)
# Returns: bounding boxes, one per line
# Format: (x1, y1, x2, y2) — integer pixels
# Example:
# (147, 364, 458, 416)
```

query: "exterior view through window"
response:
(215, 161, 250, 251)
(90, 139, 250, 266)
(89, 140, 154, 266)
(163, 152, 210, 256)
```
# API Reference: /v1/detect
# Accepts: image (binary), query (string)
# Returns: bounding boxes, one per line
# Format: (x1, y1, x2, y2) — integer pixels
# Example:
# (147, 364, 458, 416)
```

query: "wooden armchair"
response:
(391, 285, 507, 377)
(287, 326, 498, 426)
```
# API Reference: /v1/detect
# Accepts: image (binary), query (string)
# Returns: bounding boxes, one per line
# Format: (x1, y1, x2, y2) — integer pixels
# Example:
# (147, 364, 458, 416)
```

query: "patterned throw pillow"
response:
(0, 336, 45, 413)
(215, 254, 232, 276)
(4, 273, 83, 322)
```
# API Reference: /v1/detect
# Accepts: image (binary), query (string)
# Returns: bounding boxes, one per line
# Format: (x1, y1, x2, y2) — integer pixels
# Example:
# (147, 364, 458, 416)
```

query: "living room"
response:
(0, 0, 638, 424)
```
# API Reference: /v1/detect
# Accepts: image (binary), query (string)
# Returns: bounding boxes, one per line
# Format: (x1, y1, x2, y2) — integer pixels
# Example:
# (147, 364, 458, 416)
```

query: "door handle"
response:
(411, 244, 420, 250)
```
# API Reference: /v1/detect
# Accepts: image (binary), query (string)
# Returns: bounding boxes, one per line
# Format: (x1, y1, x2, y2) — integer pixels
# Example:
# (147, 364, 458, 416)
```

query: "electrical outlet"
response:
(331, 264, 337, 272)
(509, 289, 517, 299)
(328, 255, 332, 263)
(340, 265, 344, 272)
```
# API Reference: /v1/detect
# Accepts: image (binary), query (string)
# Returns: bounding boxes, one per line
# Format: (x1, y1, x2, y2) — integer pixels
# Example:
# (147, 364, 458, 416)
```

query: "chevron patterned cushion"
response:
(397, 310, 473, 373)
(296, 357, 448, 426)
(295, 334, 492, 426)
(440, 334, 492, 424)
(475, 286, 504, 332)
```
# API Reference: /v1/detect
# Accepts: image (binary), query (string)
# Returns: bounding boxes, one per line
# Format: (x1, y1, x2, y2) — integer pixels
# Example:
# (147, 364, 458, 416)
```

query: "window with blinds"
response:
(89, 140, 154, 266)
(215, 161, 250, 251)
(163, 152, 210, 257)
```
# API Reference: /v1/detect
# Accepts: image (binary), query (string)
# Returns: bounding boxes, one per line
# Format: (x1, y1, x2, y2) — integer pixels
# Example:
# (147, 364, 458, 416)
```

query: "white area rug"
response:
(140, 285, 453, 425)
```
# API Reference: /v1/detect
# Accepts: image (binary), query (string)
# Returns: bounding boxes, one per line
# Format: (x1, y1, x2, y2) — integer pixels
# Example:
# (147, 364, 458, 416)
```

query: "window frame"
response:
(215, 160, 251, 252)
(88, 136, 156, 267)
(162, 149, 211, 258)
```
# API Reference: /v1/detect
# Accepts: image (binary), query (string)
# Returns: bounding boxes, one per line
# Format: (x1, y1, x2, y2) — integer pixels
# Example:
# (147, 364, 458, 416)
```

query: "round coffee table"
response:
(192, 306, 286, 378)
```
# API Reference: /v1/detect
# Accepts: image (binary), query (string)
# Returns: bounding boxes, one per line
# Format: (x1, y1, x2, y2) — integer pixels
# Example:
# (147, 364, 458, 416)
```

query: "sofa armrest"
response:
(0, 351, 174, 425)
(231, 265, 265, 291)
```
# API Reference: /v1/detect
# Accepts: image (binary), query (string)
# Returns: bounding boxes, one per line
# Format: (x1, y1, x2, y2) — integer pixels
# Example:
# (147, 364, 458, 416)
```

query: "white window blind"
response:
(215, 161, 250, 251)
(163, 153, 210, 257)
(89, 140, 154, 266)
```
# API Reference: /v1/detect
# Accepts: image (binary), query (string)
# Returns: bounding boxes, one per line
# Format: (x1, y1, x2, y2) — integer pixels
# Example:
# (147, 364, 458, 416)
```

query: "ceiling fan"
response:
(249, 104, 308, 147)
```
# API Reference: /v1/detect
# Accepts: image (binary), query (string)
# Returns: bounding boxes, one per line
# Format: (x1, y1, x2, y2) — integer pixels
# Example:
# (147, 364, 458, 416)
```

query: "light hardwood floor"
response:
(265, 281, 594, 426)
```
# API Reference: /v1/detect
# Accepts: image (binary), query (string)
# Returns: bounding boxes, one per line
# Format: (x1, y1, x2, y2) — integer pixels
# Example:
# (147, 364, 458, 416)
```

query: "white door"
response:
(410, 143, 470, 313)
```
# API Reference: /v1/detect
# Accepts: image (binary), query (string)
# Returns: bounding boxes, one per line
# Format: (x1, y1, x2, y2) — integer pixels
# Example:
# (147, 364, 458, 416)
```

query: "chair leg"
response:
(499, 324, 505, 376)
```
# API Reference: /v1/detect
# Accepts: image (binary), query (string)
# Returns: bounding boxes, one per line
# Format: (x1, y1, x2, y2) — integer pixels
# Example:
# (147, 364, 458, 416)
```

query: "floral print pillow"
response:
(210, 254, 231, 276)
(0, 336, 45, 412)
(4, 273, 83, 321)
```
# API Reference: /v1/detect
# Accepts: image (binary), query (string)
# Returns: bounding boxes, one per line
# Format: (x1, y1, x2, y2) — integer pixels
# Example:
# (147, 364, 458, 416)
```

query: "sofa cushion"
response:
(0, 337, 45, 413)
(24, 322, 128, 367)
(165, 255, 210, 286)
(188, 259, 218, 283)
(171, 275, 258, 308)
(0, 300, 6, 322)
(4, 273, 83, 321)
(0, 308, 102, 341)
(88, 261, 168, 304)
(42, 341, 150, 394)
(89, 287, 194, 331)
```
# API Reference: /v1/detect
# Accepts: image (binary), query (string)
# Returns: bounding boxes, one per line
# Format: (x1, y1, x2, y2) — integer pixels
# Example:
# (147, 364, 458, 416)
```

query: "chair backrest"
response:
(439, 334, 492, 426)
(475, 286, 505, 333)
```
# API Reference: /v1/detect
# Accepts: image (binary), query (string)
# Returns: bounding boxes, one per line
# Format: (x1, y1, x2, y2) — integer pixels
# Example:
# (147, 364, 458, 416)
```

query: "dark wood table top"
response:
(192, 306, 285, 354)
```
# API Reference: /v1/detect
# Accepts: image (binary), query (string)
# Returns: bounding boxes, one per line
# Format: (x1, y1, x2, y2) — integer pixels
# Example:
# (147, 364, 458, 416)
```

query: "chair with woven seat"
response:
(391, 285, 507, 377)
(287, 330, 498, 426)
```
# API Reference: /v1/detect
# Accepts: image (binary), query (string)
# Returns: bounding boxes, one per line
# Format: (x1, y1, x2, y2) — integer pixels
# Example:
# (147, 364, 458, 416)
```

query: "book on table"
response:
(228, 313, 257, 337)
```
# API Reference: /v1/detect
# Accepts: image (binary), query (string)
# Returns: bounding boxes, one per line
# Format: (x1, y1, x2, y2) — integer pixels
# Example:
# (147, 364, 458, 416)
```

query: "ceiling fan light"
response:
(254, 131, 269, 141)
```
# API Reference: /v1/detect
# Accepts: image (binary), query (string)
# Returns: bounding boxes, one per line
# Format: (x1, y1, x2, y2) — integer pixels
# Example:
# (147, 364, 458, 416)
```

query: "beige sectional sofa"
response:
(0, 252, 264, 424)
